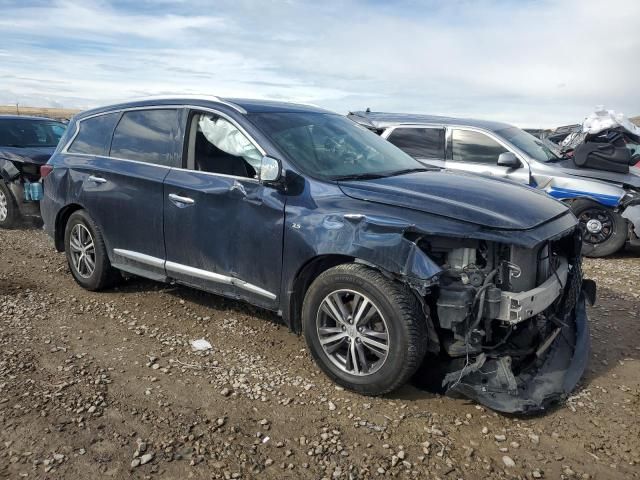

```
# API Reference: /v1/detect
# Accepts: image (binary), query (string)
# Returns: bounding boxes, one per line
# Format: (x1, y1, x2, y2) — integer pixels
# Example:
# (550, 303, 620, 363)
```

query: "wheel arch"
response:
(54, 203, 85, 252)
(286, 254, 356, 333)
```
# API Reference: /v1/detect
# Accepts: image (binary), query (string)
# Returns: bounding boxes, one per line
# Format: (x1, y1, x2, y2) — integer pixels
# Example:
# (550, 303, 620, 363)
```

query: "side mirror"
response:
(497, 151, 521, 168)
(259, 156, 282, 184)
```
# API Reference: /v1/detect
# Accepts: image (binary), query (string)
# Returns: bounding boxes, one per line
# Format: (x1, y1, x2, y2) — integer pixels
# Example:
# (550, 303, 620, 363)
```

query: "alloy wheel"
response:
(69, 223, 96, 278)
(316, 289, 389, 376)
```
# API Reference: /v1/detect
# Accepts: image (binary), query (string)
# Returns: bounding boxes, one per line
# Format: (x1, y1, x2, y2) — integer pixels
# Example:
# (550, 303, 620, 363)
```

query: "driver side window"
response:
(186, 112, 262, 179)
(452, 129, 508, 165)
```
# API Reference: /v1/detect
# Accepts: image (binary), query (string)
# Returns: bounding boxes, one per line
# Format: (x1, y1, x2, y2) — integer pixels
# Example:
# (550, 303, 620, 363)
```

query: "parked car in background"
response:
(348, 111, 640, 257)
(0, 115, 67, 227)
(41, 96, 594, 413)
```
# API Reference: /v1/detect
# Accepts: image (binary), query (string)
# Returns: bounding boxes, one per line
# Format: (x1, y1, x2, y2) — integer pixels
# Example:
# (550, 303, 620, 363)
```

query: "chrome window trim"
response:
(61, 104, 267, 183)
(113, 249, 276, 300)
(125, 95, 247, 114)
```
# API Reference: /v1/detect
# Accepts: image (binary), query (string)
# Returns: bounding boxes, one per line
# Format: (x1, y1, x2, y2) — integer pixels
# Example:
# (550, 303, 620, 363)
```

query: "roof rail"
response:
(124, 95, 247, 114)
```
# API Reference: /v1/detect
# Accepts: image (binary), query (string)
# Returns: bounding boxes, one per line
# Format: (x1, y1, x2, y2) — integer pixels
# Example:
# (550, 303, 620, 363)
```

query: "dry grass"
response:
(0, 105, 80, 120)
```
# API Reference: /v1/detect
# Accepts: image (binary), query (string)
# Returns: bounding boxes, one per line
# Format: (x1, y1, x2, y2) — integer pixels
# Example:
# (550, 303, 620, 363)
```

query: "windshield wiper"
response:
(331, 172, 389, 181)
(385, 167, 430, 177)
(332, 167, 430, 181)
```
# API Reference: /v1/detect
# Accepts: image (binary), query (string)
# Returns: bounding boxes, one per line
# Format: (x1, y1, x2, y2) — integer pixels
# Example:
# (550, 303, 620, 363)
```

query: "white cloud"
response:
(0, 0, 638, 127)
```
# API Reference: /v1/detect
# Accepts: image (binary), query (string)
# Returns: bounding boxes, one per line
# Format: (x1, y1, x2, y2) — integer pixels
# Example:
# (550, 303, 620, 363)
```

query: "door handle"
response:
(88, 175, 107, 184)
(169, 193, 195, 207)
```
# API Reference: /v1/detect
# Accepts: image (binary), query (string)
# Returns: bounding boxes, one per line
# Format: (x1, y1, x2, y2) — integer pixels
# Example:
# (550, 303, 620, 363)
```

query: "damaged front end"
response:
(414, 228, 595, 414)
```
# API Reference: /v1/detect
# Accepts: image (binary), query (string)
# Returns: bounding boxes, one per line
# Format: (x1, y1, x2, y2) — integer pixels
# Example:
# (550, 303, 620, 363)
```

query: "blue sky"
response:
(0, 0, 638, 127)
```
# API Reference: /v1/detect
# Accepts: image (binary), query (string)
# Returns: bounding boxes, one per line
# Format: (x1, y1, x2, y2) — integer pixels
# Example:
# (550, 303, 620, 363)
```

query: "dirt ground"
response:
(1, 226, 638, 480)
(0, 106, 79, 121)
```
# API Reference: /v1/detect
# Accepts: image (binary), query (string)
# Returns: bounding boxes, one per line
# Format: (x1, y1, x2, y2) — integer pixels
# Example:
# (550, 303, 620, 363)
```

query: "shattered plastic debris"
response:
(189, 339, 213, 351)
(583, 106, 640, 137)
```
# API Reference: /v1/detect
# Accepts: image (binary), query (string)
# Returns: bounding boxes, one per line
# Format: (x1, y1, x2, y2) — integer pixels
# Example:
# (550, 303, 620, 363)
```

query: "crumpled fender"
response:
(537, 173, 626, 208)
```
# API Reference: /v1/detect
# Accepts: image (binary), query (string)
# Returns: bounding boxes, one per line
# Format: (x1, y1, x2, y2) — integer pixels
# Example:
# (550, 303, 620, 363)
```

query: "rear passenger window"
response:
(110, 109, 178, 166)
(452, 129, 508, 165)
(68, 113, 119, 155)
(387, 128, 445, 159)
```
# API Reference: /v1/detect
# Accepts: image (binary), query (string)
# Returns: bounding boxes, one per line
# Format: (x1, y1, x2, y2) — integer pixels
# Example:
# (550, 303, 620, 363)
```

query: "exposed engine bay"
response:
(413, 229, 594, 414)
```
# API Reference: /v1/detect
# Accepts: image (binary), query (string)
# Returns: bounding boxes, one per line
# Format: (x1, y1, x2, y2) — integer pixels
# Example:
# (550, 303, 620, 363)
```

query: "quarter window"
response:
(451, 129, 509, 165)
(68, 113, 119, 155)
(387, 128, 445, 159)
(110, 109, 178, 166)
(186, 112, 262, 179)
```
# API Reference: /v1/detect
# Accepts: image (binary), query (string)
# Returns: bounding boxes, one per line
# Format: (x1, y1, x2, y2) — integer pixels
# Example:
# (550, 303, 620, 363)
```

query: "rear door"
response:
(70, 108, 180, 280)
(446, 127, 530, 184)
(383, 126, 446, 168)
(162, 109, 285, 309)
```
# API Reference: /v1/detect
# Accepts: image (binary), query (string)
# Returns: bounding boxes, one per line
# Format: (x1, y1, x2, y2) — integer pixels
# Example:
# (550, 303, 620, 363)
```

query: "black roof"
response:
(348, 111, 515, 132)
(75, 96, 331, 120)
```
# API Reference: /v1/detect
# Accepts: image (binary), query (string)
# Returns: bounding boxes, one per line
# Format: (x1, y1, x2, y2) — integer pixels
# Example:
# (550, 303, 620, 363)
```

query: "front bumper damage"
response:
(444, 290, 591, 414)
(405, 225, 595, 415)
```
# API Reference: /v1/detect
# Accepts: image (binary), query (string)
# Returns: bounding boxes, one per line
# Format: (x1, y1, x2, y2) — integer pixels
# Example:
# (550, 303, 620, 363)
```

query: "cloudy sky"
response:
(0, 0, 638, 127)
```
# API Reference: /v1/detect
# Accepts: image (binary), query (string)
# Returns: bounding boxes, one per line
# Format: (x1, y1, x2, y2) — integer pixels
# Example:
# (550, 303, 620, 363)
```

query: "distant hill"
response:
(0, 105, 80, 120)
(631, 116, 640, 126)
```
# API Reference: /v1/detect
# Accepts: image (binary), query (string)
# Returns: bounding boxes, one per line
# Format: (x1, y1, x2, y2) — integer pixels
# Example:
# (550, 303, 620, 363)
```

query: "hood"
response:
(338, 170, 569, 230)
(0, 146, 55, 166)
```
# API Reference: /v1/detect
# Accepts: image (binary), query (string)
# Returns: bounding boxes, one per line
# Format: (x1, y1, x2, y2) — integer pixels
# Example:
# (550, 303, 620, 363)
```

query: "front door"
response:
(446, 128, 530, 184)
(163, 109, 285, 309)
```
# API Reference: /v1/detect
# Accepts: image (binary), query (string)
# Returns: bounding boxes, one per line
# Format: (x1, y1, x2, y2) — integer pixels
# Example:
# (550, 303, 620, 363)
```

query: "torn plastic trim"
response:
(622, 204, 640, 238)
(443, 291, 590, 414)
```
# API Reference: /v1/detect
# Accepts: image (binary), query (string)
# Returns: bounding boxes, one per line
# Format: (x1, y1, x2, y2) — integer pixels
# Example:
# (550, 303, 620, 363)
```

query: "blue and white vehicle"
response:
(348, 111, 640, 257)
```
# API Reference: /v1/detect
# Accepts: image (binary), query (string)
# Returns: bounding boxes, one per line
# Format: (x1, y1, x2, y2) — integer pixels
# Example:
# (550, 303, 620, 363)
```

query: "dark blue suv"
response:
(41, 97, 594, 413)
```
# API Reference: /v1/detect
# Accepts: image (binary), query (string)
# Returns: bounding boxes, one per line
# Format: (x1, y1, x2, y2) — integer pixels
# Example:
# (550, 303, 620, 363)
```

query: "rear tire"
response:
(64, 210, 120, 290)
(302, 263, 428, 395)
(571, 199, 626, 257)
(0, 182, 18, 228)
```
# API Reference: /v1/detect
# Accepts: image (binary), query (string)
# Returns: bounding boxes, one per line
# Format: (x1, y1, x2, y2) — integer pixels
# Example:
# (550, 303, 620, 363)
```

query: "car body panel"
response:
(163, 169, 285, 309)
(337, 170, 567, 230)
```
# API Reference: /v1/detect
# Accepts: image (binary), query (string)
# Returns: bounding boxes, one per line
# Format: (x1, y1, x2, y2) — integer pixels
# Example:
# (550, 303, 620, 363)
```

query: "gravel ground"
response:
(1, 226, 639, 479)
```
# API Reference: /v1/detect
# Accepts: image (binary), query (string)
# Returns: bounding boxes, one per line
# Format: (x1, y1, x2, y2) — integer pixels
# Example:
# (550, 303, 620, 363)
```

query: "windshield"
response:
(248, 112, 424, 180)
(0, 119, 66, 148)
(496, 126, 561, 162)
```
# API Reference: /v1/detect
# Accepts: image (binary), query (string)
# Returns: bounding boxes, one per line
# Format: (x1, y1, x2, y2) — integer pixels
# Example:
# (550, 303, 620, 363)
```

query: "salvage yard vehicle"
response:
(0, 115, 66, 227)
(348, 111, 640, 257)
(41, 96, 595, 413)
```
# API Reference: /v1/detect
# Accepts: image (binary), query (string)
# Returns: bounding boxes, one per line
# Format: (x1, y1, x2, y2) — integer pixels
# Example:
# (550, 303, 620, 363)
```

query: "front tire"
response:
(571, 199, 627, 257)
(302, 264, 428, 395)
(0, 182, 18, 228)
(64, 210, 120, 290)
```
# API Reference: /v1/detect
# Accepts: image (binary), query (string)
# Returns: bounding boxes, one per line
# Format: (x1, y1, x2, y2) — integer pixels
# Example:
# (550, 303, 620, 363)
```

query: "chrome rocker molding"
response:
(113, 248, 276, 300)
